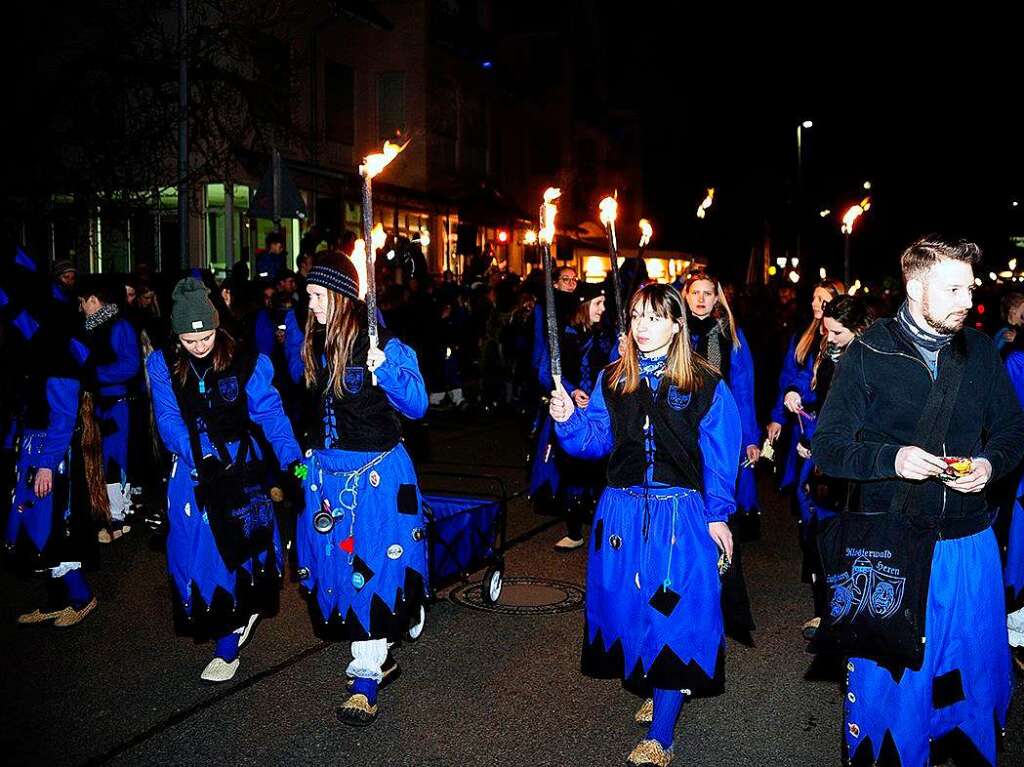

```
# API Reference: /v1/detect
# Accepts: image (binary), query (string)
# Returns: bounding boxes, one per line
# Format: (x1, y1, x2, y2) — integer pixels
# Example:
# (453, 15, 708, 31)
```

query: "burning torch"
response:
(599, 195, 626, 337)
(359, 139, 409, 349)
(540, 187, 562, 386)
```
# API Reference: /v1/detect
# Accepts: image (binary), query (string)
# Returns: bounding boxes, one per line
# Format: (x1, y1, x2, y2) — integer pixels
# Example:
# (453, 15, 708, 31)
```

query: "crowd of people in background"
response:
(5, 229, 1024, 766)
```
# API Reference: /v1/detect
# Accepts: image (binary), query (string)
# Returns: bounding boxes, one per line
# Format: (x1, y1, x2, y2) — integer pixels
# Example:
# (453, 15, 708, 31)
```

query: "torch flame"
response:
(360, 139, 411, 179)
(696, 188, 715, 219)
(841, 197, 870, 234)
(638, 218, 653, 248)
(598, 196, 618, 227)
(539, 188, 561, 245)
(371, 223, 386, 253)
(351, 240, 368, 299)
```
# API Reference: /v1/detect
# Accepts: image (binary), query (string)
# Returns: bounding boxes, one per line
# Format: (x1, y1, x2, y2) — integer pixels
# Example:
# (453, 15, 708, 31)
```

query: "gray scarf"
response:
(85, 302, 119, 332)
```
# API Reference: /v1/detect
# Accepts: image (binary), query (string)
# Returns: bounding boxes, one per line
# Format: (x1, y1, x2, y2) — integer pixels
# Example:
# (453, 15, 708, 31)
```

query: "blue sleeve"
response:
(146, 351, 196, 468)
(96, 320, 140, 385)
(247, 354, 302, 467)
(254, 310, 275, 358)
(730, 329, 759, 448)
(554, 371, 613, 459)
(284, 309, 305, 384)
(37, 378, 80, 470)
(375, 338, 428, 420)
(1005, 352, 1024, 408)
(532, 305, 555, 391)
(771, 336, 799, 423)
(699, 379, 742, 523)
(530, 305, 545, 372)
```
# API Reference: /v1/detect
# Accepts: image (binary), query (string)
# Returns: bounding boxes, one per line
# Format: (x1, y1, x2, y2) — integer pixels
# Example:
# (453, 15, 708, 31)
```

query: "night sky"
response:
(602, 12, 1023, 283)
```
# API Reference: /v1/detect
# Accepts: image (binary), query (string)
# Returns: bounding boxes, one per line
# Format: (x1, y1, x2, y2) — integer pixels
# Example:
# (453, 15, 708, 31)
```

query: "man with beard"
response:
(812, 237, 1024, 767)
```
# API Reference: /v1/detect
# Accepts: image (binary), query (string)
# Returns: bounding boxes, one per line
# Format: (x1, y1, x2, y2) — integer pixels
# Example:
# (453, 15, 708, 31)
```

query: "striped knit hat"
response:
(307, 251, 360, 301)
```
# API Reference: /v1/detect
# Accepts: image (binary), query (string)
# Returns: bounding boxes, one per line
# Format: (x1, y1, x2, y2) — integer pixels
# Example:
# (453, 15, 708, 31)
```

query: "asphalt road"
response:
(2, 411, 1021, 766)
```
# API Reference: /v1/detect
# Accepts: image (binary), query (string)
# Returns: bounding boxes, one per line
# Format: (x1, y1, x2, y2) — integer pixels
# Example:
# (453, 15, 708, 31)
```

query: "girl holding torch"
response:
(549, 283, 741, 766)
(295, 252, 429, 726)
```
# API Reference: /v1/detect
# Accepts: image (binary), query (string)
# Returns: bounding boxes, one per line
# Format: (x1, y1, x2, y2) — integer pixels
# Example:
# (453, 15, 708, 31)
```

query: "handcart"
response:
(406, 470, 509, 639)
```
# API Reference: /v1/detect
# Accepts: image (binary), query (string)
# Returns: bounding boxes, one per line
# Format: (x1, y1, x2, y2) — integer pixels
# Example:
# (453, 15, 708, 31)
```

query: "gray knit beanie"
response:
(171, 277, 220, 334)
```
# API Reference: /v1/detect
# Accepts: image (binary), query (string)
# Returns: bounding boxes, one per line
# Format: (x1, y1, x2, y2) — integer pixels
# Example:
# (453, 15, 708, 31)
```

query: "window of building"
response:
(378, 72, 406, 140)
(325, 60, 355, 145)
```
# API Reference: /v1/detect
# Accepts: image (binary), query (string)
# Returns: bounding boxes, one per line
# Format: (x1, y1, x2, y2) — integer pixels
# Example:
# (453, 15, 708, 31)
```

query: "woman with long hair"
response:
(550, 281, 614, 549)
(295, 252, 428, 726)
(549, 283, 741, 766)
(683, 272, 759, 534)
(147, 278, 302, 682)
(765, 278, 845, 490)
(792, 295, 875, 639)
(6, 316, 107, 629)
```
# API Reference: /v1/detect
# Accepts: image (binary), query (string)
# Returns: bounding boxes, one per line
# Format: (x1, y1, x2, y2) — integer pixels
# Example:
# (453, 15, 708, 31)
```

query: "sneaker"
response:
(554, 536, 585, 551)
(634, 697, 654, 725)
(346, 653, 401, 692)
(336, 693, 378, 726)
(801, 616, 821, 641)
(627, 739, 673, 767)
(17, 606, 68, 625)
(201, 657, 240, 683)
(53, 597, 98, 628)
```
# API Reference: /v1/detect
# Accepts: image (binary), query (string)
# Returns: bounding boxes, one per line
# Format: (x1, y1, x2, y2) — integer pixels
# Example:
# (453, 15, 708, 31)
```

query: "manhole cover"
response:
(449, 576, 585, 615)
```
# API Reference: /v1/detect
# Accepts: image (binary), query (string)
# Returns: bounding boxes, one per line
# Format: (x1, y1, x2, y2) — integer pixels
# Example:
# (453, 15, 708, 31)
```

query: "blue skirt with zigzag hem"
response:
(581, 485, 725, 697)
(1004, 476, 1024, 612)
(165, 453, 283, 639)
(845, 527, 1011, 767)
(296, 443, 429, 642)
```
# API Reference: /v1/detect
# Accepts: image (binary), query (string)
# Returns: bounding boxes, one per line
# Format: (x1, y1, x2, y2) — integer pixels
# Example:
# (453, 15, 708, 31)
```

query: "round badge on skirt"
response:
(369, 470, 381, 487)
(609, 534, 622, 550)
(412, 527, 425, 541)
(352, 572, 366, 589)
(387, 544, 404, 560)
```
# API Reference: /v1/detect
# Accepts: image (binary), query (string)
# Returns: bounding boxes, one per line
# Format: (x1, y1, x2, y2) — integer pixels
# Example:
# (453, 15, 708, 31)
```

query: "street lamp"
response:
(796, 120, 813, 263)
(841, 197, 871, 285)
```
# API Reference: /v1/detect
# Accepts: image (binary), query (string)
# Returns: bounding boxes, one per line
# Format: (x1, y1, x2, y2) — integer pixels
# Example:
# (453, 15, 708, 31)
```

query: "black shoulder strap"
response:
(889, 337, 967, 517)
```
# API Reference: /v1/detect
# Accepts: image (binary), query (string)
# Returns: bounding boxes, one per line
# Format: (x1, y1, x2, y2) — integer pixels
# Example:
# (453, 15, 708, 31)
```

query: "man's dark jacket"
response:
(812, 317, 1024, 538)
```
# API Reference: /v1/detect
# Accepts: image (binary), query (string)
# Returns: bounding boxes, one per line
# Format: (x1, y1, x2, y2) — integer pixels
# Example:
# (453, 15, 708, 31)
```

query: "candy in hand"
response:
(942, 457, 973, 479)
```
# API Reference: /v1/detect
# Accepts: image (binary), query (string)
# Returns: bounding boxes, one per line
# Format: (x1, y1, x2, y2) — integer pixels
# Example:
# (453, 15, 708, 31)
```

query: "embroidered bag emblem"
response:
(218, 376, 240, 403)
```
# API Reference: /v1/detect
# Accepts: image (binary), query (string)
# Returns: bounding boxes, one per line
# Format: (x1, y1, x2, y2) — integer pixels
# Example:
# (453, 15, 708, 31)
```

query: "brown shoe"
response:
(17, 606, 67, 625)
(634, 697, 654, 725)
(53, 597, 97, 627)
(336, 693, 378, 727)
(627, 739, 673, 767)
